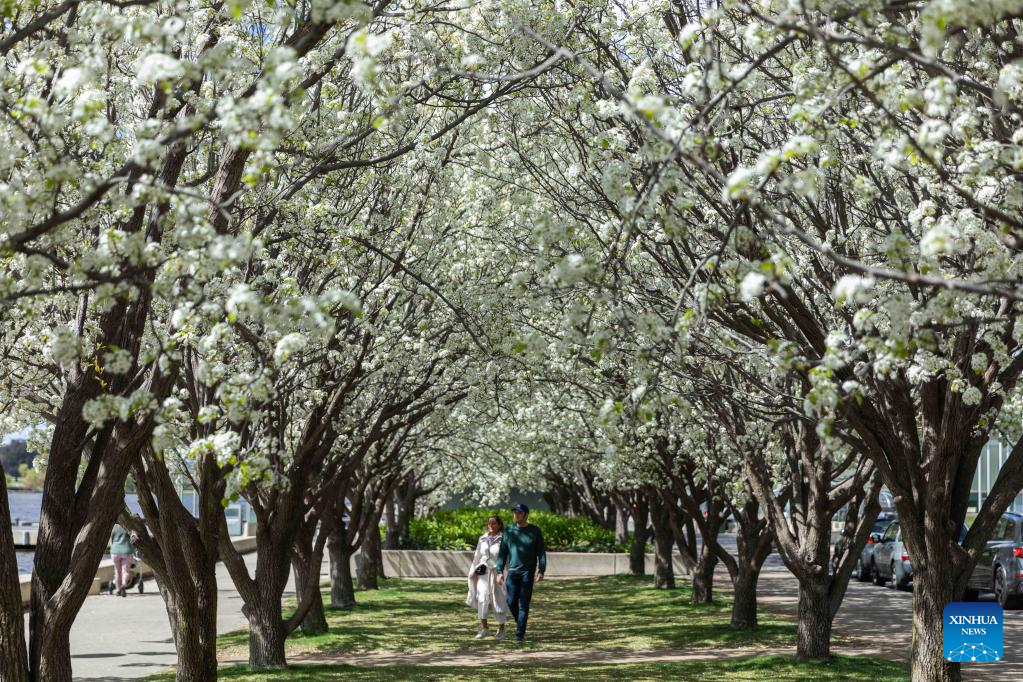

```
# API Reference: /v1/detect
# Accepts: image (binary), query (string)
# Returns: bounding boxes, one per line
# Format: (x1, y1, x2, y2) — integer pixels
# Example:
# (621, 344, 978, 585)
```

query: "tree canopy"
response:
(2, 1, 1023, 681)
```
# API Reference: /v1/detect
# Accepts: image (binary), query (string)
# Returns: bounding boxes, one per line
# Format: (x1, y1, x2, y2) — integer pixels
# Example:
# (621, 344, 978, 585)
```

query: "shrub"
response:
(407, 508, 625, 552)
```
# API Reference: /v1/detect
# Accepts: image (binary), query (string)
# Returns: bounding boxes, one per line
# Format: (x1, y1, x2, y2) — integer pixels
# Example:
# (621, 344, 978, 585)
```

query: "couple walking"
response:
(466, 503, 546, 642)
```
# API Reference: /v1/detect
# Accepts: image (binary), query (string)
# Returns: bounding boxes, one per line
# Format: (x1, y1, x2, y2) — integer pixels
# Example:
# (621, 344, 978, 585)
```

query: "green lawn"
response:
(153, 656, 908, 681)
(217, 575, 797, 660)
(147, 575, 908, 681)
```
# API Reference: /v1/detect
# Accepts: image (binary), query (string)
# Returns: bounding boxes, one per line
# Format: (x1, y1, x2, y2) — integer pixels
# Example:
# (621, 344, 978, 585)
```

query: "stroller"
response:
(103, 554, 145, 595)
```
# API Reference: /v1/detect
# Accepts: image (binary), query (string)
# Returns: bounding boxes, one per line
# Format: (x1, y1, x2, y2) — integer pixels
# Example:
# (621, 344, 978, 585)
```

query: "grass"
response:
(216, 575, 797, 660)
(151, 655, 909, 681)
(146, 575, 907, 681)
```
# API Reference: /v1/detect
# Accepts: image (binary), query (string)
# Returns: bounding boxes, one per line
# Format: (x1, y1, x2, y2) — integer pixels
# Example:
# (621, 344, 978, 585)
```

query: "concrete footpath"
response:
(33, 554, 329, 682)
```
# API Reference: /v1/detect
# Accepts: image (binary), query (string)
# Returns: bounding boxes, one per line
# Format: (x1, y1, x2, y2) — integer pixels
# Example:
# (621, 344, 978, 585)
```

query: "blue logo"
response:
(943, 602, 1003, 663)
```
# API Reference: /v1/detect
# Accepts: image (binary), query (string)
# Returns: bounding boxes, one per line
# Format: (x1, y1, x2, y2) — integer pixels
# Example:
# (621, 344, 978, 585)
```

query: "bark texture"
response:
(292, 510, 328, 634)
(648, 493, 675, 590)
(614, 504, 628, 546)
(165, 582, 219, 682)
(730, 564, 760, 629)
(629, 498, 648, 575)
(795, 576, 833, 660)
(329, 528, 356, 609)
(123, 434, 225, 682)
(912, 569, 960, 682)
(245, 602, 287, 670)
(0, 473, 28, 682)
(691, 550, 716, 605)
(292, 553, 328, 634)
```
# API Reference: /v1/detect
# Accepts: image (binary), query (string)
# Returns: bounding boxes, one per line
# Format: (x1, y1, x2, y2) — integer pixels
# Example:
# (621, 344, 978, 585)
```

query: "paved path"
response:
(52, 553, 329, 681)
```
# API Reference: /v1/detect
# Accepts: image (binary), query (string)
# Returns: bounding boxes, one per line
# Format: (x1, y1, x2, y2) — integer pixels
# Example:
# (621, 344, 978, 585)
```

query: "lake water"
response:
(9, 490, 143, 576)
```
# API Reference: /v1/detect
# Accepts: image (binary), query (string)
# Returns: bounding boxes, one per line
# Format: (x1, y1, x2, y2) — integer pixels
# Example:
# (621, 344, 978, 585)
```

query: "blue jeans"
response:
(505, 570, 535, 638)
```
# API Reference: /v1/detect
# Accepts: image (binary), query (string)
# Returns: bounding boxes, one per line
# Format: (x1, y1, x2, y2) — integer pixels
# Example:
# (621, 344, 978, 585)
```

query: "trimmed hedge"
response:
(407, 508, 626, 552)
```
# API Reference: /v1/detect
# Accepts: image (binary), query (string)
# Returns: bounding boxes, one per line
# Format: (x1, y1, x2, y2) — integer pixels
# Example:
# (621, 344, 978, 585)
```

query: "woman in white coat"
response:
(466, 514, 508, 639)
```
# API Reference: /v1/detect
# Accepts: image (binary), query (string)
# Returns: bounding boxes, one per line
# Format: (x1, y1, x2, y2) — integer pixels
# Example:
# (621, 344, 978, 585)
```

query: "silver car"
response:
(851, 517, 897, 582)
(873, 521, 968, 591)
(872, 520, 912, 590)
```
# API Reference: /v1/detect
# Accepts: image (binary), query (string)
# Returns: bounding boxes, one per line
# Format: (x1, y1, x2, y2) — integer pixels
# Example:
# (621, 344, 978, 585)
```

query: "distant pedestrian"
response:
(109, 523, 135, 598)
(496, 504, 546, 642)
(466, 514, 508, 640)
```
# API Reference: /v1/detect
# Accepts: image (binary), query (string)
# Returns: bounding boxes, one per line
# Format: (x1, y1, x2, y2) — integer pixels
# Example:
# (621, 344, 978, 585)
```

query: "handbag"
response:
(474, 563, 487, 575)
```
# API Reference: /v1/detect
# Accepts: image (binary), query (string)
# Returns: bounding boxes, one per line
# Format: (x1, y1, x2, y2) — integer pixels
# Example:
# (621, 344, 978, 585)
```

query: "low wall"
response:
(17, 534, 259, 608)
(10, 526, 38, 549)
(378, 550, 692, 578)
(16, 543, 687, 607)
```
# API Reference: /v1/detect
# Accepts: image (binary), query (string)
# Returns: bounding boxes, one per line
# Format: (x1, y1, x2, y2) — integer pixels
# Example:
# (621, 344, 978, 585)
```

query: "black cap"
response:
(512, 503, 529, 513)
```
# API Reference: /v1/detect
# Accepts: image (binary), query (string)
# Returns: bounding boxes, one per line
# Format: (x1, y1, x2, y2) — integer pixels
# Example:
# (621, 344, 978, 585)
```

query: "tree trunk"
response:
(629, 499, 648, 575)
(653, 537, 675, 589)
(911, 568, 960, 682)
(0, 474, 28, 682)
(329, 530, 355, 609)
(356, 511, 382, 590)
(649, 496, 675, 589)
(371, 520, 385, 581)
(31, 626, 73, 682)
(289, 509, 328, 635)
(730, 563, 760, 629)
(246, 603, 287, 670)
(614, 504, 628, 546)
(231, 521, 295, 671)
(384, 492, 399, 550)
(691, 550, 716, 604)
(165, 586, 219, 682)
(127, 446, 225, 682)
(796, 575, 833, 660)
(395, 495, 412, 549)
(355, 550, 378, 590)
(291, 554, 327, 635)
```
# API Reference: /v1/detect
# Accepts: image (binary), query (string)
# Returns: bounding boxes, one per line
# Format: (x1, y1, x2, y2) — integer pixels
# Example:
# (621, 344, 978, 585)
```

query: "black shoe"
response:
(516, 635, 524, 642)
(118, 588, 126, 598)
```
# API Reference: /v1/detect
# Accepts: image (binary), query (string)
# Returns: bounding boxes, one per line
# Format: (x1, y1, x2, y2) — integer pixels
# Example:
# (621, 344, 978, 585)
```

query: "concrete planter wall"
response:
(16, 542, 688, 607)
(376, 550, 691, 578)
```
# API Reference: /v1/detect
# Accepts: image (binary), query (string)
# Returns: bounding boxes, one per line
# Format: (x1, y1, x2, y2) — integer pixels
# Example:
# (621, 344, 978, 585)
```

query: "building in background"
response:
(971, 437, 1023, 514)
(177, 480, 252, 536)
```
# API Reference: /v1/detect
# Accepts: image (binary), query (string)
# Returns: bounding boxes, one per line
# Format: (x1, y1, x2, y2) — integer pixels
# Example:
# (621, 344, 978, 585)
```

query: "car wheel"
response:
(857, 559, 871, 582)
(873, 559, 886, 586)
(893, 562, 910, 591)
(995, 568, 1020, 609)
(888, 561, 899, 589)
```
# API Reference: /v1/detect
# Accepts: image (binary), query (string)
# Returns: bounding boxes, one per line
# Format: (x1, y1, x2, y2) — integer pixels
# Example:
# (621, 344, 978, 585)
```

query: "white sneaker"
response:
(495, 629, 506, 641)
(475, 628, 490, 639)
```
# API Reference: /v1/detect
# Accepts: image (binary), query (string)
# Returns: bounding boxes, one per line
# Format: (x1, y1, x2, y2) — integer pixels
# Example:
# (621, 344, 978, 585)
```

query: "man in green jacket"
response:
(496, 504, 547, 642)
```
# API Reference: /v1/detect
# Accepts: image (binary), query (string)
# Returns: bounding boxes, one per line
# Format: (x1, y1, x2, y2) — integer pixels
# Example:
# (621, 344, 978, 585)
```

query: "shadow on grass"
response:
(218, 575, 797, 660)
(150, 655, 909, 681)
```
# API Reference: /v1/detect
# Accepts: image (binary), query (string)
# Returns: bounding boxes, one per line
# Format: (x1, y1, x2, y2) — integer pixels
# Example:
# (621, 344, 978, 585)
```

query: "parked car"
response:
(871, 520, 912, 589)
(873, 521, 968, 591)
(965, 512, 1023, 608)
(828, 513, 896, 579)
(851, 516, 897, 582)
